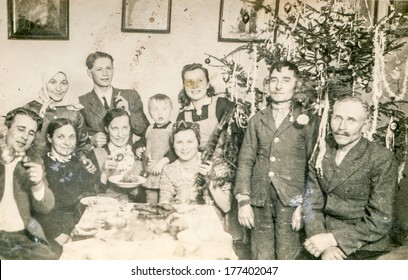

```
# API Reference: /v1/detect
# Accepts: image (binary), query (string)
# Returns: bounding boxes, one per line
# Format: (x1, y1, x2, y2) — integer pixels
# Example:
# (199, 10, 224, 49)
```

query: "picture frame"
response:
(390, 0, 408, 37)
(121, 0, 172, 33)
(218, 0, 278, 43)
(7, 0, 69, 40)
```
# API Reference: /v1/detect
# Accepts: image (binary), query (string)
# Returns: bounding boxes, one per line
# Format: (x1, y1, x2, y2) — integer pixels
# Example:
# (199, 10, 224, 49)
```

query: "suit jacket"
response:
(0, 156, 55, 242)
(234, 104, 318, 207)
(79, 87, 149, 137)
(304, 138, 398, 255)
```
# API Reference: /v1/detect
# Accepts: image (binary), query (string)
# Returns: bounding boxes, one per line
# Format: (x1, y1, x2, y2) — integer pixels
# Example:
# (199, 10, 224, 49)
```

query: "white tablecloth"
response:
(60, 203, 237, 260)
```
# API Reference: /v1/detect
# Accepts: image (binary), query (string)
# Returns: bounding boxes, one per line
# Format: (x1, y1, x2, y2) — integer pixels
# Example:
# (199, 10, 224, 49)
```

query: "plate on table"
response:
(133, 203, 175, 220)
(108, 174, 146, 189)
(80, 196, 118, 206)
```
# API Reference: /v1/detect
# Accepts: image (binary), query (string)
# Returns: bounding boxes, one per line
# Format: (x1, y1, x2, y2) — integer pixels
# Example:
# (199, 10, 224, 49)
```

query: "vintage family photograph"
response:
(1, 0, 408, 267)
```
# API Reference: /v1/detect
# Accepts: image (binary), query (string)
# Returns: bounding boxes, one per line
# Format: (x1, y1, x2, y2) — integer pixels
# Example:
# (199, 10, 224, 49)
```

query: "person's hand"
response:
(197, 161, 213, 179)
(304, 233, 337, 258)
(102, 155, 118, 176)
(23, 161, 44, 186)
(291, 205, 303, 231)
(91, 132, 108, 147)
(135, 147, 145, 159)
(114, 95, 130, 113)
(150, 157, 169, 176)
(81, 157, 97, 174)
(321, 247, 346, 260)
(238, 204, 255, 229)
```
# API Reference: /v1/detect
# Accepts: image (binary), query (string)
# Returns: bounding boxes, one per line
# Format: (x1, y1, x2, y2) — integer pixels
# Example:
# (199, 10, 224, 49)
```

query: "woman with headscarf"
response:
(24, 69, 91, 157)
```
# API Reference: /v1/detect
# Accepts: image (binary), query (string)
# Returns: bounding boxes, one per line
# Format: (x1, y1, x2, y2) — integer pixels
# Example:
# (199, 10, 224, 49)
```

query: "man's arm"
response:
(302, 155, 335, 257)
(25, 158, 54, 214)
(75, 111, 93, 155)
(234, 118, 258, 198)
(303, 156, 327, 237)
(234, 118, 258, 229)
(123, 90, 150, 137)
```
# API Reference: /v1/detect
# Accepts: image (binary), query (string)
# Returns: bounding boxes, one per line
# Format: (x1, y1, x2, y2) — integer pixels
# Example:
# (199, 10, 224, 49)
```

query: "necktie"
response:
(102, 96, 110, 110)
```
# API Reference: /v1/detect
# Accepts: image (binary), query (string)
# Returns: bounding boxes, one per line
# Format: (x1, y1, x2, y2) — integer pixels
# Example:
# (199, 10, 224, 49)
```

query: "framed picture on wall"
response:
(122, 0, 172, 33)
(390, 0, 408, 37)
(7, 0, 69, 40)
(218, 0, 278, 42)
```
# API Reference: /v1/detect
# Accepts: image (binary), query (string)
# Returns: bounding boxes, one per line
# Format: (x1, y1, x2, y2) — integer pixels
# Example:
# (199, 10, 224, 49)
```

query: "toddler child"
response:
(134, 94, 173, 203)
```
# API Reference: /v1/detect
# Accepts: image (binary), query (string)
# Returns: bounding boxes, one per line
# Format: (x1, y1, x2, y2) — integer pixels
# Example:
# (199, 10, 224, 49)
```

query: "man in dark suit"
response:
(0, 108, 56, 259)
(234, 61, 318, 259)
(302, 96, 397, 260)
(79, 51, 149, 147)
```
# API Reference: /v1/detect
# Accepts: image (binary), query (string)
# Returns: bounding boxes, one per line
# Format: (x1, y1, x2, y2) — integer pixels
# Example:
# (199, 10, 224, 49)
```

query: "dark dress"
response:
(35, 154, 98, 243)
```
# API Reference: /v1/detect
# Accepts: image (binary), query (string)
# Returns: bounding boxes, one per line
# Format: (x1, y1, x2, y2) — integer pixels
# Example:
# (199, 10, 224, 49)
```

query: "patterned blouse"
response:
(158, 158, 200, 204)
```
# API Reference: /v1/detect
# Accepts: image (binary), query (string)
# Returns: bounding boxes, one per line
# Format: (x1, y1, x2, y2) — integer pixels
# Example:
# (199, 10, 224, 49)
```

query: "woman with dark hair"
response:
(89, 108, 139, 200)
(159, 121, 231, 211)
(35, 118, 98, 255)
(177, 63, 235, 150)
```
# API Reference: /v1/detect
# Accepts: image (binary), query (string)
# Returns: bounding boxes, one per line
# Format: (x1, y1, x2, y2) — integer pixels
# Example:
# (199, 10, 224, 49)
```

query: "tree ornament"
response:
(323, 55, 332, 63)
(317, 16, 327, 24)
(222, 73, 230, 83)
(390, 121, 399, 131)
(242, 12, 250, 24)
(284, 3, 292, 14)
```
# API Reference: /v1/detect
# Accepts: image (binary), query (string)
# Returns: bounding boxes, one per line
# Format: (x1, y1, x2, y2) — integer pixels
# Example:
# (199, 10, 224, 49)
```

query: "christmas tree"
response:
(205, 0, 408, 178)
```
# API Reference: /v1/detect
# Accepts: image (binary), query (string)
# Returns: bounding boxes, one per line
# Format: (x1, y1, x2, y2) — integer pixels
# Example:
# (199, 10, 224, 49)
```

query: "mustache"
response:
(333, 131, 350, 137)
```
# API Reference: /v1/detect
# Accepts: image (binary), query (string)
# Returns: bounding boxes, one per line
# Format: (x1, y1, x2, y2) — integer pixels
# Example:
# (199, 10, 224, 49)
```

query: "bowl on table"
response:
(108, 174, 146, 189)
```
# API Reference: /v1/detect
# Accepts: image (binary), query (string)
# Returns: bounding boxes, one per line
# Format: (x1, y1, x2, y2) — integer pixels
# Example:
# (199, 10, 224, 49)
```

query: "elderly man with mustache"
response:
(301, 96, 398, 260)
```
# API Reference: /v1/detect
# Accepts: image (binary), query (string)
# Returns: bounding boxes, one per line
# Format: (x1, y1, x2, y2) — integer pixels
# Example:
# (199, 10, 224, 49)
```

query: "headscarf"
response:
(36, 69, 83, 118)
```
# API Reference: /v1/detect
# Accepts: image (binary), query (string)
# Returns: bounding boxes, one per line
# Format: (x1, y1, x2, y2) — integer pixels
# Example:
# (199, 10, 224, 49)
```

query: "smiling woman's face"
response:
(183, 68, 209, 102)
(173, 129, 199, 162)
(48, 124, 77, 158)
(46, 72, 69, 102)
(106, 115, 130, 148)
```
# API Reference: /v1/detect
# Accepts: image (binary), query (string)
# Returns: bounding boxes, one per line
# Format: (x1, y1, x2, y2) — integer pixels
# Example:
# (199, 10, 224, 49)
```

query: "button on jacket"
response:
(235, 104, 318, 207)
(304, 138, 398, 255)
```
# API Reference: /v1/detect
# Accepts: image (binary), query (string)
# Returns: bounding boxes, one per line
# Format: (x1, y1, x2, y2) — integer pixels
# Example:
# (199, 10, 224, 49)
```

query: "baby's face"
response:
(149, 100, 172, 126)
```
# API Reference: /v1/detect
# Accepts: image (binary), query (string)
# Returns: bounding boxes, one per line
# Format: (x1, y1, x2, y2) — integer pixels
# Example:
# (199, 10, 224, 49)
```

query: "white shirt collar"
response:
(185, 95, 212, 111)
(94, 86, 113, 105)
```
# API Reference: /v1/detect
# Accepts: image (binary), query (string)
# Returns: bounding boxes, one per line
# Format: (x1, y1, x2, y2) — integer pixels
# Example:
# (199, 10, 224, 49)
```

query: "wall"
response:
(0, 0, 406, 120)
(0, 0, 240, 120)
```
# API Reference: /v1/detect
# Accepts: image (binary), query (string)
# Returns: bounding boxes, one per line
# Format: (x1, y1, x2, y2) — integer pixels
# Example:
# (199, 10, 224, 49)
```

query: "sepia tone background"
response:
(0, 0, 404, 121)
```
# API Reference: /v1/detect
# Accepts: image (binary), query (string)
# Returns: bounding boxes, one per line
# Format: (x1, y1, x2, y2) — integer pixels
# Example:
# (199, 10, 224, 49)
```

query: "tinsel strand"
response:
(396, 60, 408, 101)
(313, 89, 330, 176)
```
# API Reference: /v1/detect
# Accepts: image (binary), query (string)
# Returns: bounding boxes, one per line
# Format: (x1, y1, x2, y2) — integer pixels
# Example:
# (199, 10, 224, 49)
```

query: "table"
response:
(60, 198, 237, 260)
